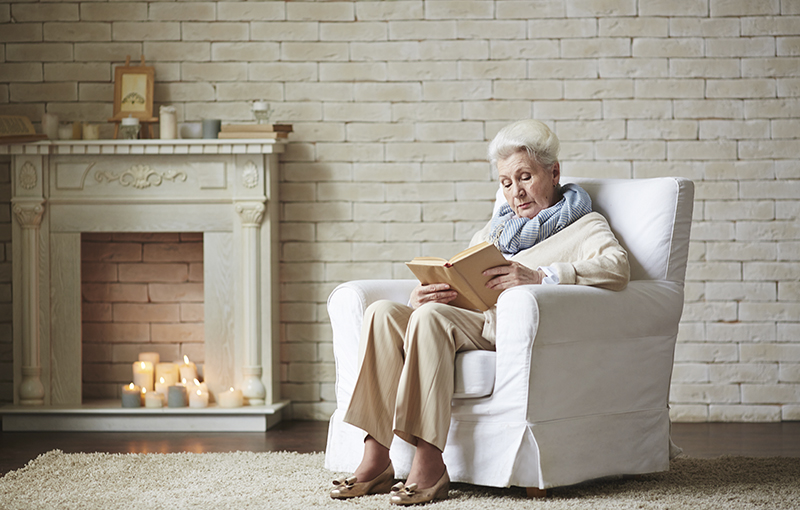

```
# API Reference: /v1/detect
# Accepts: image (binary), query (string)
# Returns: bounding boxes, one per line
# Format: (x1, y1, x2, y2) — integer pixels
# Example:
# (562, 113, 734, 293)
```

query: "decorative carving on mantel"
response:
(94, 165, 187, 189)
(242, 160, 259, 189)
(12, 199, 45, 228)
(235, 202, 266, 226)
(19, 161, 38, 190)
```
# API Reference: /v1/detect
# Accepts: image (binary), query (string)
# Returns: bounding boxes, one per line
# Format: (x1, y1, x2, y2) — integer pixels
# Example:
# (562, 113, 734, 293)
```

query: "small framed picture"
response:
(111, 56, 155, 121)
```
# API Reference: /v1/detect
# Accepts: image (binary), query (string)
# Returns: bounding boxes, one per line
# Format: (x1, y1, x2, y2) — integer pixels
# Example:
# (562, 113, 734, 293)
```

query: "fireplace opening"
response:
(81, 233, 204, 401)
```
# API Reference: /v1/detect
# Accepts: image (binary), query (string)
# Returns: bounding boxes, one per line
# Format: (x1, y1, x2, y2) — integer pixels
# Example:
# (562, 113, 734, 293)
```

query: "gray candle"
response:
(201, 119, 221, 139)
(167, 385, 188, 407)
(121, 384, 142, 408)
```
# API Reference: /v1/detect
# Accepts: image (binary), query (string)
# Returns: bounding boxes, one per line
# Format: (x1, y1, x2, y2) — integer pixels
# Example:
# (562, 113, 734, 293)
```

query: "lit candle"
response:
(189, 378, 208, 394)
(218, 387, 244, 408)
(145, 391, 165, 408)
(139, 352, 160, 365)
(167, 384, 188, 408)
(178, 355, 197, 383)
(132, 361, 154, 391)
(155, 376, 170, 397)
(121, 383, 141, 408)
(155, 363, 179, 387)
(189, 388, 209, 408)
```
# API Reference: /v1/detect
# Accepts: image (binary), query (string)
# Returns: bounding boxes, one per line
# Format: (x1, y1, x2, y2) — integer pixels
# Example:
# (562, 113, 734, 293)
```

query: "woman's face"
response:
(497, 150, 560, 220)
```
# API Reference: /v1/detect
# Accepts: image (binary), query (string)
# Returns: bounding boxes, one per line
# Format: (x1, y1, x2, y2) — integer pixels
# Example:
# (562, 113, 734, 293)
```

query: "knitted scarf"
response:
(488, 183, 592, 255)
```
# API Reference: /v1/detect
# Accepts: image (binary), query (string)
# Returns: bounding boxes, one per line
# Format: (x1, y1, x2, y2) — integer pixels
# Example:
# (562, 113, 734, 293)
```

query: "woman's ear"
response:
(551, 161, 560, 186)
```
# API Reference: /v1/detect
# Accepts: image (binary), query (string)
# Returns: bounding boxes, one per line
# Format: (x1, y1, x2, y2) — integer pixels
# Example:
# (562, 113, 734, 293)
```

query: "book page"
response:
(0, 116, 35, 137)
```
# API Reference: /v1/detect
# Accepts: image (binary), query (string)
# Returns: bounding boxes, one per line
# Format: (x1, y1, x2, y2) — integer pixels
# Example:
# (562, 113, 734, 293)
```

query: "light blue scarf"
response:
(488, 183, 592, 255)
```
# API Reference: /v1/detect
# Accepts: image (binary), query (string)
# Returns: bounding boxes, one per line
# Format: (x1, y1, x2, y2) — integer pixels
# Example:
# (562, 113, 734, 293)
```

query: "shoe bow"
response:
(390, 481, 418, 495)
(332, 476, 358, 489)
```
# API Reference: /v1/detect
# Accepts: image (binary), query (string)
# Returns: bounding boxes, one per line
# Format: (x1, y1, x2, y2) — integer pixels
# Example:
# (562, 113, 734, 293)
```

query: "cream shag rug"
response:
(1, 450, 799, 510)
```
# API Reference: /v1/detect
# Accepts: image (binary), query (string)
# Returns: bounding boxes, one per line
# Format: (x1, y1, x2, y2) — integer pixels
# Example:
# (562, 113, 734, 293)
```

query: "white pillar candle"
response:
(121, 383, 141, 408)
(139, 352, 160, 365)
(132, 361, 154, 391)
(155, 376, 170, 397)
(42, 113, 59, 140)
(155, 363, 179, 387)
(178, 355, 197, 383)
(82, 123, 100, 140)
(58, 124, 73, 140)
(159, 105, 177, 139)
(252, 101, 269, 111)
(145, 391, 165, 408)
(218, 387, 244, 408)
(189, 388, 209, 408)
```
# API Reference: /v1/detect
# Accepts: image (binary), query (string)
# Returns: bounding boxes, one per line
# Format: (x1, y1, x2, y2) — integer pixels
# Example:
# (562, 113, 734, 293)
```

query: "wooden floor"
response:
(1, 421, 799, 477)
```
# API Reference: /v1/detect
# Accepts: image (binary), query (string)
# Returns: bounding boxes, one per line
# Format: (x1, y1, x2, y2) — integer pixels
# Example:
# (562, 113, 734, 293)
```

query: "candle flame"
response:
(193, 378, 201, 386)
(140, 361, 146, 369)
(196, 389, 202, 396)
(159, 377, 165, 384)
(181, 378, 187, 385)
(142, 388, 147, 394)
(229, 387, 235, 392)
(184, 355, 190, 364)
(128, 383, 135, 389)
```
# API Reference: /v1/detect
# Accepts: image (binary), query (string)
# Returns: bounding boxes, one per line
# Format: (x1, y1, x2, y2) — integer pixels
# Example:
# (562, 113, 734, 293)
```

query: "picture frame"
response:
(110, 56, 156, 122)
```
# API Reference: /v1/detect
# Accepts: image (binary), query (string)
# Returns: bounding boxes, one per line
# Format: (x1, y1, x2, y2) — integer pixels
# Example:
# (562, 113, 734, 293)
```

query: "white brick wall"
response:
(0, 0, 798, 422)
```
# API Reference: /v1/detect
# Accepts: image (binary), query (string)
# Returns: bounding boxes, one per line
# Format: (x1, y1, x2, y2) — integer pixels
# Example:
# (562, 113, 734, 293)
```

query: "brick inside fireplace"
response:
(81, 233, 205, 400)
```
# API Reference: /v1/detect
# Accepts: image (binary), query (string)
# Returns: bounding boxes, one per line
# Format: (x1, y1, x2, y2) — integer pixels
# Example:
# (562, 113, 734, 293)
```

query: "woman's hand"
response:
(484, 261, 545, 291)
(410, 283, 458, 309)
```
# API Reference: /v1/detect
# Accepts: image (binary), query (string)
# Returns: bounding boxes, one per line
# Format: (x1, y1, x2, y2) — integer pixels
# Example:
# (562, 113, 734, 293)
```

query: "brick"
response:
(10, 82, 77, 103)
(319, 63, 387, 82)
(494, 80, 562, 100)
(143, 242, 202, 263)
(6, 43, 73, 62)
(670, 18, 739, 37)
(627, 120, 697, 140)
(180, 303, 204, 322)
(742, 16, 800, 36)
(528, 59, 597, 79)
(566, 0, 636, 17)
(113, 303, 180, 323)
(423, 81, 491, 101)
(459, 61, 527, 80)
(151, 323, 204, 344)
(674, 99, 744, 119)
(281, 42, 348, 61)
(528, 19, 595, 39)
(0, 23, 41, 43)
(326, 262, 394, 281)
(12, 3, 79, 22)
(118, 263, 188, 283)
(324, 103, 391, 122)
(633, 38, 704, 57)
(218, 2, 284, 21)
(354, 83, 421, 103)
(83, 322, 150, 344)
(81, 3, 147, 22)
(773, 119, 800, 138)
(603, 99, 672, 119)
(497, 1, 566, 19)
(710, 0, 780, 17)
(596, 140, 665, 159)
(82, 263, 118, 282)
(706, 242, 777, 261)
(111, 21, 181, 41)
(287, 1, 354, 21)
(534, 100, 602, 120)
(112, 344, 179, 364)
(709, 405, 781, 422)
(670, 58, 740, 78)
(457, 20, 526, 40)
(556, 120, 626, 140)
(316, 142, 384, 162)
(148, 283, 203, 303)
(599, 58, 668, 78)
(425, 1, 493, 19)
(744, 262, 800, 282)
(283, 242, 351, 262)
(564, 79, 633, 99)
(668, 141, 737, 160)
(561, 38, 630, 59)
(386, 222, 454, 242)
(669, 383, 740, 403)
(317, 183, 385, 202)
(743, 58, 800, 78)
(419, 40, 489, 60)
(83, 302, 113, 322)
(741, 384, 800, 404)
(707, 323, 775, 343)
(320, 22, 387, 41)
(708, 281, 777, 302)
(316, 222, 384, 243)
(707, 37, 776, 58)
(353, 203, 422, 222)
(600, 17, 668, 37)
(83, 283, 149, 303)
(1, 63, 42, 82)
(387, 61, 457, 81)
(150, 2, 216, 21)
(640, 0, 708, 16)
(351, 42, 419, 61)
(672, 363, 709, 383)
(669, 405, 708, 422)
(700, 120, 770, 139)
(389, 21, 456, 40)
(415, 122, 484, 141)
(745, 99, 800, 119)
(356, 1, 423, 20)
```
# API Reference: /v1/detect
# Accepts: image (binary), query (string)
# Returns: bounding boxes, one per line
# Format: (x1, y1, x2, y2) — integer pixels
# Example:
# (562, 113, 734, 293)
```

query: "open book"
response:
(406, 241, 510, 312)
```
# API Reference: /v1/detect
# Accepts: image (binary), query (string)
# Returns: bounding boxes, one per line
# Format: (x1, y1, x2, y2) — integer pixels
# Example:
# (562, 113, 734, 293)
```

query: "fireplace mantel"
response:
(1, 140, 287, 430)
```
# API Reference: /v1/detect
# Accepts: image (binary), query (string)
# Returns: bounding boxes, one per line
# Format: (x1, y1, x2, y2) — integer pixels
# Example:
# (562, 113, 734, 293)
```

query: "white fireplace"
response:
(0, 139, 287, 431)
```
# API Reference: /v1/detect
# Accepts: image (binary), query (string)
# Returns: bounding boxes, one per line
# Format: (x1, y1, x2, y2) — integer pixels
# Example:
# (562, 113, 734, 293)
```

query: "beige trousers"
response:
(343, 300, 494, 452)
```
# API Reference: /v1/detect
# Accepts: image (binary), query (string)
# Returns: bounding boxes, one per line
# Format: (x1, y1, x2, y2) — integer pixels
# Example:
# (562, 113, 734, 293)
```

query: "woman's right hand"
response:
(409, 283, 458, 309)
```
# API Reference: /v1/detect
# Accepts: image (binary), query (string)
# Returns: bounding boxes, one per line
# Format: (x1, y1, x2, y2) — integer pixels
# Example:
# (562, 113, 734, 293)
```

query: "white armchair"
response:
(325, 177, 694, 492)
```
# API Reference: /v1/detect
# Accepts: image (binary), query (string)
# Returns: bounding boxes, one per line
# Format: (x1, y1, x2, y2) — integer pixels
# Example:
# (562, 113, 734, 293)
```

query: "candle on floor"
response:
(145, 391, 165, 408)
(132, 361, 154, 391)
(218, 387, 244, 408)
(121, 383, 141, 408)
(167, 384, 188, 408)
(155, 362, 179, 387)
(189, 388, 209, 408)
(138, 352, 160, 366)
(178, 355, 197, 383)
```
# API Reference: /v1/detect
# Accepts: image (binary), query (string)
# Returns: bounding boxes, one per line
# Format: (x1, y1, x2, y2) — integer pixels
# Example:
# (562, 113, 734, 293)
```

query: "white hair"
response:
(487, 120, 560, 170)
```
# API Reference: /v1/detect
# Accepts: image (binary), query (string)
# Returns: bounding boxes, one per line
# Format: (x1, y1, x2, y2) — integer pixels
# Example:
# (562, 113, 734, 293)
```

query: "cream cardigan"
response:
(470, 211, 630, 342)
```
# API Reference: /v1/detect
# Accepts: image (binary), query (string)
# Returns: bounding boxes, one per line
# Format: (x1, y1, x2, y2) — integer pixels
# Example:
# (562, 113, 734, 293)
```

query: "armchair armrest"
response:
(493, 280, 684, 424)
(328, 280, 418, 407)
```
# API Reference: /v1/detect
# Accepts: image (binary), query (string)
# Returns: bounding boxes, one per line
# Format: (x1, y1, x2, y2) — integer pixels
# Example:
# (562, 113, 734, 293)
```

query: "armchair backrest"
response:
(493, 177, 694, 282)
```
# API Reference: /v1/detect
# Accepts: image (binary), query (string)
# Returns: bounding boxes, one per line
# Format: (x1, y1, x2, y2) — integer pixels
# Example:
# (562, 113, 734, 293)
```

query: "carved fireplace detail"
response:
(3, 140, 285, 415)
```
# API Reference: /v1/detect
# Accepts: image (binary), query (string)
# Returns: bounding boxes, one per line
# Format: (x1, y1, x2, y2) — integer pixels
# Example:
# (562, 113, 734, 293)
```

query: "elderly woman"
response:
(330, 120, 630, 505)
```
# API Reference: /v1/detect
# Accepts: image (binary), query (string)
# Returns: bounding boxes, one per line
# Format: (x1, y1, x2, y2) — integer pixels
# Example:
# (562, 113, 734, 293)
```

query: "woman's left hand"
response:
(483, 261, 545, 291)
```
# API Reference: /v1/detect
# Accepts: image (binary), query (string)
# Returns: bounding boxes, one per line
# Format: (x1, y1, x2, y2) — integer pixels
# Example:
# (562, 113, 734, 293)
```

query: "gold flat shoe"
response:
(389, 469, 450, 505)
(330, 462, 395, 499)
